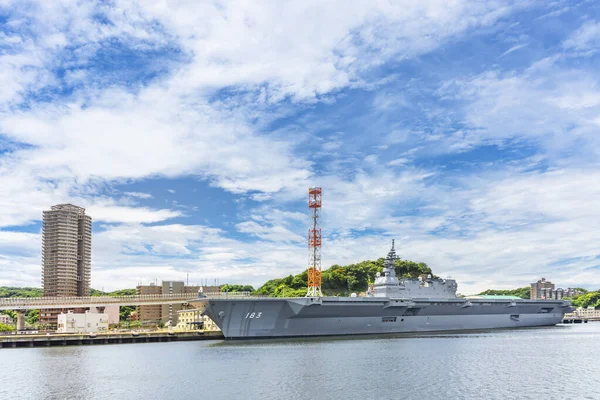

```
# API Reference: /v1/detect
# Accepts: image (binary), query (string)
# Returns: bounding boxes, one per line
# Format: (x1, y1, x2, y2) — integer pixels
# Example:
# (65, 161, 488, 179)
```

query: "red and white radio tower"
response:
(306, 187, 322, 297)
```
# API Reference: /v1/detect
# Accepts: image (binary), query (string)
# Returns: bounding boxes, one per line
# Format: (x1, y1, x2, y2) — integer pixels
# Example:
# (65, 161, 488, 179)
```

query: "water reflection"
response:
(1, 324, 598, 400)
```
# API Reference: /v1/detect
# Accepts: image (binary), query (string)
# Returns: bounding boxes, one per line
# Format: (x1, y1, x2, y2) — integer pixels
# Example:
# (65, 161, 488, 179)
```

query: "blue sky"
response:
(1, 0, 600, 293)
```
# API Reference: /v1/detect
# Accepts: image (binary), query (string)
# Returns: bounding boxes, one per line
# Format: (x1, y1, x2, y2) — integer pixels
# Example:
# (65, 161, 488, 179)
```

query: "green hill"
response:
(0, 287, 42, 298)
(255, 257, 432, 297)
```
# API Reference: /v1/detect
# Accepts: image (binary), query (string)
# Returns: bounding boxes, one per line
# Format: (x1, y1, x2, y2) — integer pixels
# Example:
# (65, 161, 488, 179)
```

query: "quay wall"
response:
(0, 331, 224, 348)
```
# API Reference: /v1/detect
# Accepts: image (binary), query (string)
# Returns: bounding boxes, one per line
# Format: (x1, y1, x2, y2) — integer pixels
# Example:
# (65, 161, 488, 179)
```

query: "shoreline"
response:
(0, 330, 224, 349)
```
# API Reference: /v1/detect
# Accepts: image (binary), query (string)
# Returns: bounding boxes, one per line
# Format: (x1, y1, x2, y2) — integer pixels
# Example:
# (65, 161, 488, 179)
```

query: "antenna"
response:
(306, 187, 323, 297)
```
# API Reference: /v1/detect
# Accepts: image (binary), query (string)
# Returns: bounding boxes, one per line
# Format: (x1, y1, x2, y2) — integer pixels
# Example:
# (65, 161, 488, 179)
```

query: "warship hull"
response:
(190, 296, 570, 339)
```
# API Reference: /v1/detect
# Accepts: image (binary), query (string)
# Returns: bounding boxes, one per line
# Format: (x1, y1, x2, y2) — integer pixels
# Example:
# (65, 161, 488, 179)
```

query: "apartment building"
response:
(530, 278, 554, 300)
(40, 204, 92, 328)
(135, 283, 162, 324)
(136, 282, 219, 326)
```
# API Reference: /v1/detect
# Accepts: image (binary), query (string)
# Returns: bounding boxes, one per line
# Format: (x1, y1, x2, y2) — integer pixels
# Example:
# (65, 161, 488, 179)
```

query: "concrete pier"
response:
(0, 331, 223, 349)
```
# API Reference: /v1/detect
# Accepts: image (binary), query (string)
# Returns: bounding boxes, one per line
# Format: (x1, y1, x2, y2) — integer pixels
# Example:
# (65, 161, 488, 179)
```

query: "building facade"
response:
(57, 311, 108, 333)
(40, 204, 92, 328)
(175, 309, 220, 331)
(161, 281, 201, 325)
(136, 283, 162, 324)
(136, 282, 218, 326)
(530, 278, 555, 299)
(89, 305, 120, 325)
(0, 314, 14, 325)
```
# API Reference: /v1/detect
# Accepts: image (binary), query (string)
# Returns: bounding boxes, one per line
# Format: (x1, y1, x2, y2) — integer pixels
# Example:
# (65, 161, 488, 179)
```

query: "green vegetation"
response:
(1, 309, 38, 326)
(478, 287, 531, 299)
(254, 258, 433, 297)
(0, 287, 42, 298)
(0, 286, 136, 298)
(130, 320, 142, 329)
(120, 306, 136, 321)
(570, 291, 600, 309)
(220, 284, 255, 293)
(0, 323, 14, 332)
(26, 309, 39, 325)
(91, 288, 137, 296)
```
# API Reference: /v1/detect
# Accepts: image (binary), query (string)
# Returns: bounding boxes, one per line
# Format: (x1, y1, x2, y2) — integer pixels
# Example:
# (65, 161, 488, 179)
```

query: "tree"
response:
(254, 256, 434, 297)
(0, 287, 42, 298)
(130, 320, 142, 329)
(220, 284, 255, 293)
(26, 310, 39, 325)
(0, 323, 14, 332)
(571, 291, 600, 309)
(478, 287, 531, 299)
(1, 310, 17, 320)
(120, 306, 136, 321)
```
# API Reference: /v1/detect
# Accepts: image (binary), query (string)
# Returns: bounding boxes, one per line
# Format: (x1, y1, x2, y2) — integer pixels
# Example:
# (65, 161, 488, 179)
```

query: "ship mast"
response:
(306, 187, 322, 297)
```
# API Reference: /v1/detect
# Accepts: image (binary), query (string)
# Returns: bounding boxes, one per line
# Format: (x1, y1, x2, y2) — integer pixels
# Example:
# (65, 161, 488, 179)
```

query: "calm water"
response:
(1, 324, 599, 400)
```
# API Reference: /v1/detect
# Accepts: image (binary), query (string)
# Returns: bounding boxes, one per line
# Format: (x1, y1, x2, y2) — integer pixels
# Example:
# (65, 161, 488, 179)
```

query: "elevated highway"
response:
(0, 292, 252, 311)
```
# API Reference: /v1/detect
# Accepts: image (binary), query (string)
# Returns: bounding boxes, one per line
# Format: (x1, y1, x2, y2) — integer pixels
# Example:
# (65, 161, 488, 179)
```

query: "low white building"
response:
(0, 314, 14, 325)
(88, 305, 120, 325)
(57, 311, 109, 333)
(573, 306, 600, 319)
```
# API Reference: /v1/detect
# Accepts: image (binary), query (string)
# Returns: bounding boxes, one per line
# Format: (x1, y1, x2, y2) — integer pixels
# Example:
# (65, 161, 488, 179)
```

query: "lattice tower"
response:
(306, 187, 322, 297)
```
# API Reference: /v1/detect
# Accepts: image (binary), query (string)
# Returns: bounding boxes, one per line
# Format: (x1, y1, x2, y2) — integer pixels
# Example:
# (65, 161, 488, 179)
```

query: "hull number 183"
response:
(245, 312, 262, 319)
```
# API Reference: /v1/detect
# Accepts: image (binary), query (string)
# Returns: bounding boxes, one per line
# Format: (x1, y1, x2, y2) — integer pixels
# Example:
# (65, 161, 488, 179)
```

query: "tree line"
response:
(253, 257, 433, 297)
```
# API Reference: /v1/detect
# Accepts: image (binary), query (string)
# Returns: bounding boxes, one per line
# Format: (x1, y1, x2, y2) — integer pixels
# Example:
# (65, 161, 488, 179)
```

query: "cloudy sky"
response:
(1, 1, 599, 294)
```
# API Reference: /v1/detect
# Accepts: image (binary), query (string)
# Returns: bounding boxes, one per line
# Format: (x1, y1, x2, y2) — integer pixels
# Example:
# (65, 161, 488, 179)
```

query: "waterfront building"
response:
(89, 305, 120, 325)
(136, 283, 162, 324)
(530, 278, 554, 299)
(175, 309, 220, 331)
(136, 281, 212, 325)
(175, 309, 202, 331)
(0, 314, 14, 325)
(57, 311, 108, 333)
(572, 307, 600, 320)
(161, 281, 200, 325)
(40, 204, 92, 328)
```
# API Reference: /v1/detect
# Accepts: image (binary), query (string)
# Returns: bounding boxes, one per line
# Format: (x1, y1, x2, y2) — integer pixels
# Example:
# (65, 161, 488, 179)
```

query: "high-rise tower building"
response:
(40, 204, 92, 327)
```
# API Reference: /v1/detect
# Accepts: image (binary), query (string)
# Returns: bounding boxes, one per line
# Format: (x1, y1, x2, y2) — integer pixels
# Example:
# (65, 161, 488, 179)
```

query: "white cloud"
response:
(499, 43, 528, 58)
(387, 158, 410, 166)
(438, 62, 600, 158)
(86, 205, 182, 224)
(124, 192, 153, 199)
(4, 1, 600, 295)
(562, 20, 600, 55)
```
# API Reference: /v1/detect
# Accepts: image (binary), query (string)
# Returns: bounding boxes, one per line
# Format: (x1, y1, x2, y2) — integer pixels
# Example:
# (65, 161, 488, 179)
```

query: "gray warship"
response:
(190, 241, 571, 339)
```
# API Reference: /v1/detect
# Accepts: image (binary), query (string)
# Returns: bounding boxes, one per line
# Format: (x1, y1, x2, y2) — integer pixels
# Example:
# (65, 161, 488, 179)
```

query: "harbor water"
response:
(1, 323, 598, 400)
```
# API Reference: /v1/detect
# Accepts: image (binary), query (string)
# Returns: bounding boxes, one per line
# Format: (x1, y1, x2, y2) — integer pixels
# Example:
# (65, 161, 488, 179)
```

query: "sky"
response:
(1, 0, 599, 294)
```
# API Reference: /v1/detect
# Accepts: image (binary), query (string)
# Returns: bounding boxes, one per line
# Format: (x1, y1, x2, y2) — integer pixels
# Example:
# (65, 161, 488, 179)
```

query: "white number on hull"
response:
(245, 312, 262, 319)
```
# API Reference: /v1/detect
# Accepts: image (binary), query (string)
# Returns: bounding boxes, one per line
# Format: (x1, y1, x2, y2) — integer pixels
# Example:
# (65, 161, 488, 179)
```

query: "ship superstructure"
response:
(190, 241, 572, 339)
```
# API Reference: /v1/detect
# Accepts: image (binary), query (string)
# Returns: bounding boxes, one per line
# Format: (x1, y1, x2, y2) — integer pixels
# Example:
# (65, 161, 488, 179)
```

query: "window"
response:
(382, 317, 397, 323)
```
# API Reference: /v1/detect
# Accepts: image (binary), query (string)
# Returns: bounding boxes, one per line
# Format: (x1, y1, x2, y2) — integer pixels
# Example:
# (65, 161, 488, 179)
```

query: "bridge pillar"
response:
(16, 310, 26, 331)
